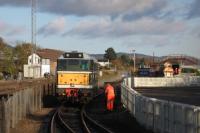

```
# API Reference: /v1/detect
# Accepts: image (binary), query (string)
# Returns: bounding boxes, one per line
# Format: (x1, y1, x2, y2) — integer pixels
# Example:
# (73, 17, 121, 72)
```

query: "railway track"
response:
(50, 102, 113, 133)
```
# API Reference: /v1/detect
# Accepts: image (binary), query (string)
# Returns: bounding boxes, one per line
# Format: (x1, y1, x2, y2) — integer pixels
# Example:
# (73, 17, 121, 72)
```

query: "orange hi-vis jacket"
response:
(105, 84, 115, 100)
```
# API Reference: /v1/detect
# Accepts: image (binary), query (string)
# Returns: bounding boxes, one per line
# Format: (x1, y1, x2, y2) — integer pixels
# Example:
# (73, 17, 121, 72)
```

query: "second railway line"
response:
(50, 94, 114, 133)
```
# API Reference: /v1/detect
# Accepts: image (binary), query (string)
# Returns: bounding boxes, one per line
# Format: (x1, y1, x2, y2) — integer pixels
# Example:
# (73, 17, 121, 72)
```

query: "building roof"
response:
(36, 49, 64, 62)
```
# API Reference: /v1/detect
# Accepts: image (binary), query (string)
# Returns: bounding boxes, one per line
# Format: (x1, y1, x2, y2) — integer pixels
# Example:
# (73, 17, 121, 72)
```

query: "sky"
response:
(0, 0, 200, 58)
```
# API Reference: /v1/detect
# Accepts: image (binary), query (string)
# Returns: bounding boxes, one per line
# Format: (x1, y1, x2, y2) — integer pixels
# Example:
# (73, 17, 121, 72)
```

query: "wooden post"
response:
(11, 95, 15, 128)
(0, 98, 3, 133)
(3, 97, 10, 133)
(48, 84, 50, 95)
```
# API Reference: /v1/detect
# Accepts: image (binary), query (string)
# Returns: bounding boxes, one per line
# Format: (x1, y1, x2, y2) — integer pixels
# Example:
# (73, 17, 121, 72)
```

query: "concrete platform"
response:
(135, 86, 200, 106)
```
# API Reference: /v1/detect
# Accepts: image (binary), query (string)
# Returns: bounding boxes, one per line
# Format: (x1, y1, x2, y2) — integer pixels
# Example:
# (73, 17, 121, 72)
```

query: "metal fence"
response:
(0, 79, 56, 133)
(121, 77, 200, 133)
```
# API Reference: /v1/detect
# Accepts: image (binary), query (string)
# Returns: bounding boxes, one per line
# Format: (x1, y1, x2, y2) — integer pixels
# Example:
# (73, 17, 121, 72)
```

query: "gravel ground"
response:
(86, 82, 154, 133)
(10, 108, 54, 133)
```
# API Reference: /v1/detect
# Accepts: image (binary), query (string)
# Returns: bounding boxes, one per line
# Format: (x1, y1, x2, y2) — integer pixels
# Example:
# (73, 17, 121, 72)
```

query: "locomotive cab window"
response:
(57, 59, 93, 71)
(67, 59, 80, 71)
(57, 59, 66, 71)
(81, 60, 89, 70)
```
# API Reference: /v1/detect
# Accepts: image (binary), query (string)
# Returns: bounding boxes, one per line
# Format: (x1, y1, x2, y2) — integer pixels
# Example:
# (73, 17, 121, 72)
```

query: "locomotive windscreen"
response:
(57, 59, 94, 71)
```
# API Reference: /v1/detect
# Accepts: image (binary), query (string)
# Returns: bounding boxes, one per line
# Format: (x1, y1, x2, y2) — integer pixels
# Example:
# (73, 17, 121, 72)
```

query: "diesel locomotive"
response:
(56, 51, 99, 102)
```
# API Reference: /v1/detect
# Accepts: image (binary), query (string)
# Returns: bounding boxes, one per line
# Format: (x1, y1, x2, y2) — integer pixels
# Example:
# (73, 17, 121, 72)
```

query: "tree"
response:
(104, 47, 117, 61)
(120, 54, 131, 66)
(14, 43, 34, 71)
(1, 47, 16, 74)
(0, 38, 16, 74)
(0, 37, 7, 50)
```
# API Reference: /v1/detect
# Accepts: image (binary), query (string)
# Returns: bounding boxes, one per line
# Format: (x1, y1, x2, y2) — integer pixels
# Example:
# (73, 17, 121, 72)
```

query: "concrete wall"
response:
(121, 81, 200, 133)
(133, 76, 200, 87)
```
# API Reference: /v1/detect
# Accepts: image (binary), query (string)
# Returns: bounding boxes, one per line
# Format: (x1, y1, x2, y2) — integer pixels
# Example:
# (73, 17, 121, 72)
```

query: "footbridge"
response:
(162, 54, 200, 66)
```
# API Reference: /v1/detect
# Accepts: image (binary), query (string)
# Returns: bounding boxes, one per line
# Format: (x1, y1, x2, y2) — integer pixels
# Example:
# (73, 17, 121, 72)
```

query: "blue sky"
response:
(0, 0, 200, 58)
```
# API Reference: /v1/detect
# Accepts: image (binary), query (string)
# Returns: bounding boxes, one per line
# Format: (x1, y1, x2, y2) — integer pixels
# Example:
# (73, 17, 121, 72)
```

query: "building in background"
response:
(97, 59, 111, 68)
(36, 49, 64, 75)
(24, 53, 42, 78)
(163, 62, 174, 77)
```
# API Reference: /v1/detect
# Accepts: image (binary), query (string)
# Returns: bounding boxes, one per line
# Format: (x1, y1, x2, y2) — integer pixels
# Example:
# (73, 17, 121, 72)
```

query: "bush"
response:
(0, 74, 3, 80)
(196, 70, 200, 76)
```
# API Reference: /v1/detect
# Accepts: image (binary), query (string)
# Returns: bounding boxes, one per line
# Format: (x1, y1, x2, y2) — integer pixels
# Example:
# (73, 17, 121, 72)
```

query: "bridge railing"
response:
(121, 77, 200, 133)
(0, 78, 56, 133)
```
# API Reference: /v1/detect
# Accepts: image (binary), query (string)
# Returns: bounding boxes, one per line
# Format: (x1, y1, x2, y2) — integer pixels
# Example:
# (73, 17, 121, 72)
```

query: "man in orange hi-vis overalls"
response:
(105, 83, 115, 111)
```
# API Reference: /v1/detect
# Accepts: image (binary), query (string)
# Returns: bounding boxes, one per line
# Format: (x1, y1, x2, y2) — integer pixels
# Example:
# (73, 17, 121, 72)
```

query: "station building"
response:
(23, 49, 63, 78)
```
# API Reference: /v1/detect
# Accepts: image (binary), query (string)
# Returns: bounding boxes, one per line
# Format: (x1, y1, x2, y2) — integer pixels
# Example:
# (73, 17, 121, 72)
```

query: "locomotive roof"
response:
(58, 52, 97, 61)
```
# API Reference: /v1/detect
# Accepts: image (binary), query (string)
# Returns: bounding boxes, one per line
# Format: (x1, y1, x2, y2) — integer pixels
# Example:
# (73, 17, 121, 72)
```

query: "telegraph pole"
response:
(132, 49, 136, 74)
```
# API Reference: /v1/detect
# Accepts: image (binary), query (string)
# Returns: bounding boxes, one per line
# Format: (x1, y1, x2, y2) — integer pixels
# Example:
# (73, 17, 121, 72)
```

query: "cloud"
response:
(64, 17, 186, 38)
(0, 20, 25, 36)
(0, 0, 167, 18)
(38, 17, 66, 36)
(0, 0, 29, 7)
(122, 0, 167, 20)
(190, 25, 200, 38)
(188, 0, 200, 19)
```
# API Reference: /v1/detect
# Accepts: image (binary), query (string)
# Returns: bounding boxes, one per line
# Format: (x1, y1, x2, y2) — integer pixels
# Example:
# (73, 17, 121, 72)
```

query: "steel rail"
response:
(82, 104, 114, 133)
(50, 89, 113, 133)
(50, 109, 58, 133)
(50, 108, 75, 133)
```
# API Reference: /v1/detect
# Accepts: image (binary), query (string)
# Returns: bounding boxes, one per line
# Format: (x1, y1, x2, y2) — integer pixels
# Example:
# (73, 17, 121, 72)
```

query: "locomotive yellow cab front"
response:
(56, 51, 98, 102)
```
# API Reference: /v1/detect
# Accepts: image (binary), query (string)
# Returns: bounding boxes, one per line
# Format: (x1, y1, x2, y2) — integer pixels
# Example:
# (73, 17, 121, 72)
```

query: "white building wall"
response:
(98, 62, 110, 67)
(28, 53, 41, 65)
(41, 58, 50, 65)
(41, 65, 50, 77)
(24, 53, 50, 78)
(23, 64, 41, 78)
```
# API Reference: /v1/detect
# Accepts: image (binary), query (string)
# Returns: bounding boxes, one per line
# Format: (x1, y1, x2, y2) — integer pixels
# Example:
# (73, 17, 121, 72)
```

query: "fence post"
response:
(47, 84, 49, 95)
(19, 91, 22, 121)
(2, 97, 9, 133)
(54, 83, 56, 96)
(39, 85, 42, 110)
(0, 98, 3, 133)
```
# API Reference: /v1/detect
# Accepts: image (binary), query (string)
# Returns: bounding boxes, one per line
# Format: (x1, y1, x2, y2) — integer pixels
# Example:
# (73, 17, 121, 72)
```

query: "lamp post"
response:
(132, 49, 136, 75)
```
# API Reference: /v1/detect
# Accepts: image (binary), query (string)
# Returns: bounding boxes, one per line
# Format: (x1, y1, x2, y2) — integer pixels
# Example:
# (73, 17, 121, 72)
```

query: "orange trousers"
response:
(107, 96, 115, 111)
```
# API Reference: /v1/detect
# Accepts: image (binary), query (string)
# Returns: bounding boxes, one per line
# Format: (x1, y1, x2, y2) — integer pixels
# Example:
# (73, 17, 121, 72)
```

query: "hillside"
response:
(90, 52, 161, 62)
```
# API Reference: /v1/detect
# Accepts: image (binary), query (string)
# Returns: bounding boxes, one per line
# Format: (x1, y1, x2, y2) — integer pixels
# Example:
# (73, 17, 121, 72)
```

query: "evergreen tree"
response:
(104, 47, 117, 61)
